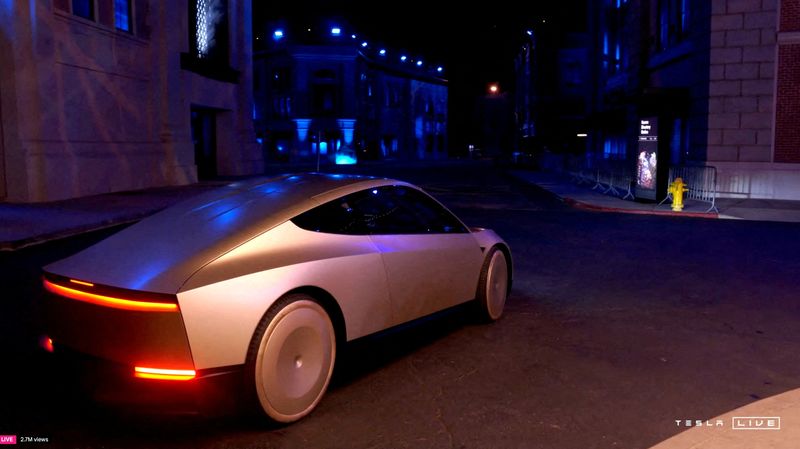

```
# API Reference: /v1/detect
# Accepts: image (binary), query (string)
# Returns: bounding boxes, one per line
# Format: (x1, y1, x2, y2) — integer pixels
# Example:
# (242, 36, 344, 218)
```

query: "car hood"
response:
(44, 173, 381, 294)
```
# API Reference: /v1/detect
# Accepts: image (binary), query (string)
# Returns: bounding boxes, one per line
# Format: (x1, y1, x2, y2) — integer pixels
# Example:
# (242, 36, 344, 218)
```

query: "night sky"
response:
(253, 0, 587, 151)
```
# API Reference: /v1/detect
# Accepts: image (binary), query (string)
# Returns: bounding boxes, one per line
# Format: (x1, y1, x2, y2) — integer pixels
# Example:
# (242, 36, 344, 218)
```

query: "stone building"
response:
(517, 0, 800, 200)
(0, 0, 261, 202)
(253, 22, 448, 165)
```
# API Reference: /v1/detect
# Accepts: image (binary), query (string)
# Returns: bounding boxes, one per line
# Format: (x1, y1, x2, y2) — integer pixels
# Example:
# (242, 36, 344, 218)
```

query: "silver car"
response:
(42, 173, 512, 423)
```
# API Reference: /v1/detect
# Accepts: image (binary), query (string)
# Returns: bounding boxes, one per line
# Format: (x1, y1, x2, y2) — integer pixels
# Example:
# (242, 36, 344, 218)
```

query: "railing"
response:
(581, 159, 635, 201)
(658, 165, 719, 213)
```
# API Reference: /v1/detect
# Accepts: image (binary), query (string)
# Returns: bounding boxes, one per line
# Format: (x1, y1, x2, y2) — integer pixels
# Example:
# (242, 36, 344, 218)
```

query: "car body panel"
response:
(370, 233, 483, 325)
(43, 174, 389, 294)
(177, 221, 392, 370)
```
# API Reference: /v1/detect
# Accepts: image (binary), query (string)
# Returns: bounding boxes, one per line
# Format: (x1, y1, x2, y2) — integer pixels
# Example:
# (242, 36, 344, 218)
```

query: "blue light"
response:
(331, 27, 341, 36)
(437, 66, 443, 73)
(361, 41, 368, 48)
(273, 29, 284, 41)
(526, 30, 533, 36)
(379, 49, 386, 56)
(372, 189, 378, 194)
(400, 55, 407, 62)
(351, 34, 357, 39)
(416, 60, 423, 67)
(336, 154, 358, 165)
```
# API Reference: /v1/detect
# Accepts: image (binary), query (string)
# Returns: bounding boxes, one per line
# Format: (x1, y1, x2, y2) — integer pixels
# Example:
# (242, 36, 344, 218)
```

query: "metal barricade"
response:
(659, 165, 719, 212)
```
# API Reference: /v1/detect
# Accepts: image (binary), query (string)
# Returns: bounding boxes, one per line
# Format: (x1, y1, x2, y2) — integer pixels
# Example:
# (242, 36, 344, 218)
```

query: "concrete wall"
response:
(707, 0, 800, 199)
(0, 0, 260, 202)
(707, 0, 777, 164)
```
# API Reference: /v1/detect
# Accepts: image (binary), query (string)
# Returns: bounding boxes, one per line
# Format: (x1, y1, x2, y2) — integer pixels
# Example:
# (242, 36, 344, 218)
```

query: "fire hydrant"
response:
(668, 177, 689, 211)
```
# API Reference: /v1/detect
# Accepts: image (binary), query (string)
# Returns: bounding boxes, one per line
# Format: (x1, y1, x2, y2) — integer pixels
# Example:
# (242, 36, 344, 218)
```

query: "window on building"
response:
(603, 0, 627, 76)
(190, 0, 230, 61)
(114, 0, 131, 32)
(603, 136, 627, 159)
(312, 70, 338, 116)
(670, 117, 689, 165)
(272, 68, 292, 91)
(71, 0, 94, 20)
(272, 97, 292, 119)
(658, 0, 689, 51)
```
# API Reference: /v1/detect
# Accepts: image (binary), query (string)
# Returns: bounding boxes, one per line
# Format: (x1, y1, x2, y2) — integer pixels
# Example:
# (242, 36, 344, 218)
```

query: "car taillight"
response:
(42, 275, 179, 312)
(134, 366, 196, 381)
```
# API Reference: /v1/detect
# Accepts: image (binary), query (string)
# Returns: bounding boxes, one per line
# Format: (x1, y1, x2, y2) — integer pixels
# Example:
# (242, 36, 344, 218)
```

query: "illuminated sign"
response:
(636, 117, 658, 199)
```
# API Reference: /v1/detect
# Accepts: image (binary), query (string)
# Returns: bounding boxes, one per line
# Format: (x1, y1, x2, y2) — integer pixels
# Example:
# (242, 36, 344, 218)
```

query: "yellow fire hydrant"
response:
(668, 177, 689, 211)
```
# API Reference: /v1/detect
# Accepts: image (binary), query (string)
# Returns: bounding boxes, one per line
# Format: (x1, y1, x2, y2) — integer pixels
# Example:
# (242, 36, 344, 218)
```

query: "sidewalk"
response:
(0, 182, 226, 251)
(508, 170, 800, 223)
(2, 167, 800, 251)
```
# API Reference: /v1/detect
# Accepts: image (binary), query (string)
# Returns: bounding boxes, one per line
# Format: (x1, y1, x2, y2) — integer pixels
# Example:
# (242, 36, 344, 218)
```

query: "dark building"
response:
(253, 22, 448, 165)
(515, 24, 590, 159)
(517, 0, 800, 200)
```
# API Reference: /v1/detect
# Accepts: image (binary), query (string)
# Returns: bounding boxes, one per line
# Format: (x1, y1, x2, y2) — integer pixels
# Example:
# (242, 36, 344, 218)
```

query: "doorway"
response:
(191, 107, 217, 180)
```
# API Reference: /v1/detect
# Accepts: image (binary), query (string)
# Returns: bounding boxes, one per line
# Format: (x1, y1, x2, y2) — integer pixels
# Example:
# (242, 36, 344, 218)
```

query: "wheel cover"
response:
(255, 300, 335, 422)
(486, 251, 508, 319)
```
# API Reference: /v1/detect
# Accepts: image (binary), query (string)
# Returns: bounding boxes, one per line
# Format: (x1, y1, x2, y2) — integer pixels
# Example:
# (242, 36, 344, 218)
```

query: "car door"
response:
(358, 186, 484, 326)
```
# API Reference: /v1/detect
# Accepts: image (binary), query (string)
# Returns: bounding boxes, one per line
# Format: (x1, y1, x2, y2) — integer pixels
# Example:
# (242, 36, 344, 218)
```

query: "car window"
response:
(357, 186, 468, 235)
(291, 191, 371, 235)
(291, 186, 468, 235)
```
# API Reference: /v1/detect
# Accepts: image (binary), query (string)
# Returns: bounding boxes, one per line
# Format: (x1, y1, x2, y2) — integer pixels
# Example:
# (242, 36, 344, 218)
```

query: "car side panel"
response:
(177, 221, 392, 370)
(370, 233, 484, 326)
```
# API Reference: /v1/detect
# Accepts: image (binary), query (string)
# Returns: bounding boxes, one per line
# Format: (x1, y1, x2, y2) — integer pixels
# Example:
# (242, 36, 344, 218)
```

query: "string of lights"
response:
(259, 24, 445, 77)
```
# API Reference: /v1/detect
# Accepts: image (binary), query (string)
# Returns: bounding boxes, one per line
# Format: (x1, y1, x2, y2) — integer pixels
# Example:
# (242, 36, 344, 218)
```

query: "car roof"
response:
(44, 173, 411, 294)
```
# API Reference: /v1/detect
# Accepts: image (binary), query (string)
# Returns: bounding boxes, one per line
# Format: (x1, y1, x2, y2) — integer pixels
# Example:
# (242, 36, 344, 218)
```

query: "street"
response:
(2, 163, 799, 448)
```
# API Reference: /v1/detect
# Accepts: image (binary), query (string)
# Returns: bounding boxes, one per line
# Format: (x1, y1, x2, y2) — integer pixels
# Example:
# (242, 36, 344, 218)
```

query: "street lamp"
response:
(488, 83, 499, 94)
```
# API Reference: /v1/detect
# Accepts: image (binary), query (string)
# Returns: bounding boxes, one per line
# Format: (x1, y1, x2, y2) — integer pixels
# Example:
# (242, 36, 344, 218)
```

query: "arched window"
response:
(312, 69, 339, 116)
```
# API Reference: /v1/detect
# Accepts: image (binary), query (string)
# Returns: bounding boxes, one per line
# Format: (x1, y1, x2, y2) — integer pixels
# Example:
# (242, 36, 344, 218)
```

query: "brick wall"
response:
(775, 0, 800, 162)
(707, 0, 777, 162)
(780, 0, 800, 31)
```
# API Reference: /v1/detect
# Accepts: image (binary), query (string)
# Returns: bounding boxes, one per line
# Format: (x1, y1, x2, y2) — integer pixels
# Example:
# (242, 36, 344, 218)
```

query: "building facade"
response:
(517, 0, 800, 200)
(0, 0, 261, 202)
(253, 24, 448, 165)
(515, 26, 590, 158)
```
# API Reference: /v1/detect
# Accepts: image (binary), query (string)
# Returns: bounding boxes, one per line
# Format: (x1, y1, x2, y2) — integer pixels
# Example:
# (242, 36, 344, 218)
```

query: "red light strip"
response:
(134, 366, 196, 381)
(43, 280, 178, 312)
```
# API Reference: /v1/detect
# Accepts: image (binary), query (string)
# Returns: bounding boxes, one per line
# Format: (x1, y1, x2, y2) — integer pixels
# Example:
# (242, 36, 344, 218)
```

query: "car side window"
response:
(291, 186, 468, 235)
(291, 191, 371, 235)
(386, 186, 469, 234)
(358, 186, 468, 235)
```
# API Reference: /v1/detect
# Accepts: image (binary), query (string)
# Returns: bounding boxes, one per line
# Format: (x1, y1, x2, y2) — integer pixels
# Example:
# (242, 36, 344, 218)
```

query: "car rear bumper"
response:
(46, 344, 244, 415)
(42, 273, 195, 370)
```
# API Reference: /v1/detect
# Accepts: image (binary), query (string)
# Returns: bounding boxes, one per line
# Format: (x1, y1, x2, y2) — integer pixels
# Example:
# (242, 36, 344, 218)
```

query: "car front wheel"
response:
(246, 294, 336, 424)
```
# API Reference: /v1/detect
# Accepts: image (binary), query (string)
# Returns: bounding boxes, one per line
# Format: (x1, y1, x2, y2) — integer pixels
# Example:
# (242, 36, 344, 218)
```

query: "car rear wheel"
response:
(246, 294, 336, 424)
(475, 247, 509, 321)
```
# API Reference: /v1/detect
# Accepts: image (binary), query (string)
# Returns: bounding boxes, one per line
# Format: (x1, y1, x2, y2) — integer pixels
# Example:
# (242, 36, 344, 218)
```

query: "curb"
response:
(563, 198, 719, 219)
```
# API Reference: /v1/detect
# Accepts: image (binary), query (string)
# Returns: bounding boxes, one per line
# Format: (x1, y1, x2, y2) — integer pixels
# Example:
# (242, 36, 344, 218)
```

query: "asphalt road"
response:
(1, 162, 799, 448)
